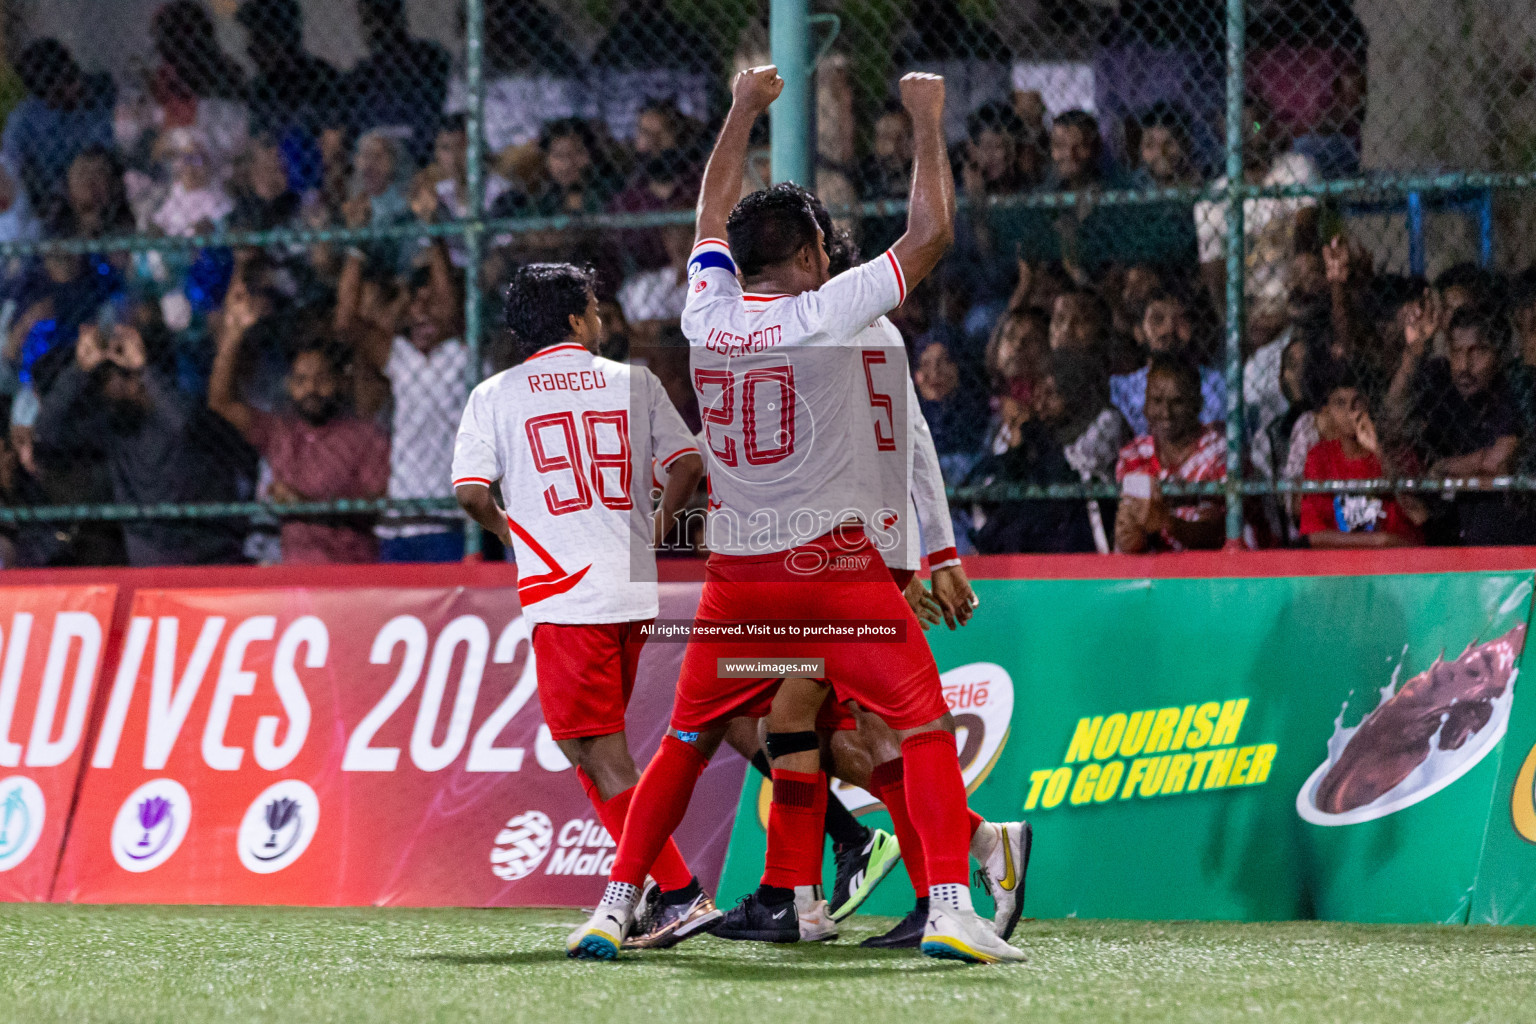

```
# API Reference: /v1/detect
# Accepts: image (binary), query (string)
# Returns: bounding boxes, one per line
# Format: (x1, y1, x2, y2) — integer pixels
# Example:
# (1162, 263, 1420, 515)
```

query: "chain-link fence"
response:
(0, 0, 1529, 566)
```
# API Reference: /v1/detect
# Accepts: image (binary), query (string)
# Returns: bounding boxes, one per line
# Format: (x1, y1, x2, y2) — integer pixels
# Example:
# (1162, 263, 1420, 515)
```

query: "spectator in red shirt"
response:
(1114, 354, 1227, 552)
(209, 279, 390, 564)
(1300, 365, 1424, 548)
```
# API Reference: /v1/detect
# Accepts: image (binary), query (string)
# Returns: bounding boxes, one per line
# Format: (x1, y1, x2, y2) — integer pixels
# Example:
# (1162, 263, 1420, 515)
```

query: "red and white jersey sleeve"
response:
(452, 344, 692, 623)
(681, 243, 909, 556)
(853, 318, 956, 572)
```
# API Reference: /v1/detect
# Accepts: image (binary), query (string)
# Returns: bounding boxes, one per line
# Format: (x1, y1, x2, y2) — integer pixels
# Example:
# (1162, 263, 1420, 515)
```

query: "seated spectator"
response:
(0, 395, 58, 567)
(1134, 102, 1201, 187)
(151, 128, 235, 237)
(522, 118, 617, 217)
(46, 146, 134, 240)
(1299, 365, 1423, 549)
(347, 128, 414, 228)
(335, 233, 468, 562)
(445, 0, 586, 158)
(347, 0, 451, 164)
(209, 280, 389, 563)
(589, 0, 716, 142)
(964, 350, 1126, 555)
(34, 302, 249, 566)
(1049, 287, 1125, 368)
(5, 252, 122, 391)
(985, 304, 1049, 407)
(429, 115, 512, 220)
(230, 134, 304, 232)
(4, 39, 115, 211)
(1195, 95, 1320, 341)
(855, 102, 913, 256)
(236, 0, 342, 146)
(914, 339, 988, 484)
(1387, 300, 1531, 545)
(1110, 288, 1225, 435)
(609, 101, 698, 275)
(1507, 271, 1536, 475)
(1114, 354, 1227, 553)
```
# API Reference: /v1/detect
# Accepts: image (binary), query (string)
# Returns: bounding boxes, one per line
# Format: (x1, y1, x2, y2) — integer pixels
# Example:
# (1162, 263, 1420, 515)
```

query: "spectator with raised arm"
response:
(335, 208, 468, 562)
(34, 303, 249, 566)
(210, 278, 389, 563)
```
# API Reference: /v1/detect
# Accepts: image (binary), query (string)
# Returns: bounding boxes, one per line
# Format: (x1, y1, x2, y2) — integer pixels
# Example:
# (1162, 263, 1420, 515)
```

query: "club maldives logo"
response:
(238, 781, 320, 874)
(111, 779, 191, 872)
(490, 810, 554, 881)
(1298, 626, 1524, 827)
(0, 776, 45, 872)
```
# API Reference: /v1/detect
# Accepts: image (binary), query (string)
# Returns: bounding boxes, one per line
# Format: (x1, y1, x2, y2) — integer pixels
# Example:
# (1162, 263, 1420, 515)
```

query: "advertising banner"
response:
(0, 585, 117, 902)
(53, 582, 744, 906)
(717, 571, 1533, 924)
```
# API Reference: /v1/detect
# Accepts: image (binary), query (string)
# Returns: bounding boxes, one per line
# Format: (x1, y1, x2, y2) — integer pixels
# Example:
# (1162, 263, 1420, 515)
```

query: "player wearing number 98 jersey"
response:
(453, 263, 722, 949)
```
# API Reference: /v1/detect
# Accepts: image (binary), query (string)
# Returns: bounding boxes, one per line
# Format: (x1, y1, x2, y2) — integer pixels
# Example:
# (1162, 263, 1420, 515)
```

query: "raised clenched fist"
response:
(899, 72, 946, 126)
(732, 65, 784, 115)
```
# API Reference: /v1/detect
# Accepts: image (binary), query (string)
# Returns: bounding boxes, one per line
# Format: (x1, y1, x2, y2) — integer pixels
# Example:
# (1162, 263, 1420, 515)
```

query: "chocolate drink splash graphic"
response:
(1314, 625, 1526, 815)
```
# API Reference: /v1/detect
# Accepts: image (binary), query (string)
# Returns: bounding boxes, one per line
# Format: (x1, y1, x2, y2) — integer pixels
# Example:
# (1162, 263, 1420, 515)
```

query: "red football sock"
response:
(609, 736, 708, 888)
(761, 768, 827, 889)
(899, 731, 971, 886)
(577, 768, 695, 893)
(969, 809, 985, 838)
(869, 757, 928, 898)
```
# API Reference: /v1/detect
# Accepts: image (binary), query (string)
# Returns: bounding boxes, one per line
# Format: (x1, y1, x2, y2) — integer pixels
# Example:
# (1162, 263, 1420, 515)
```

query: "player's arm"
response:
(694, 66, 784, 248)
(655, 453, 703, 550)
(452, 387, 511, 548)
(888, 73, 956, 294)
(455, 483, 513, 549)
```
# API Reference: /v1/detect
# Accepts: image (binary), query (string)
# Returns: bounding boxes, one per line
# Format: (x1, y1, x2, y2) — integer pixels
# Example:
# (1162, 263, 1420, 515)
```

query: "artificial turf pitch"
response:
(0, 905, 1533, 1023)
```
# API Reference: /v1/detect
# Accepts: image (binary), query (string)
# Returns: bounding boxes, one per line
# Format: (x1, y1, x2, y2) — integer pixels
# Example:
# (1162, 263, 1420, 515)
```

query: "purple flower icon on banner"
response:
(126, 795, 176, 860)
(263, 798, 299, 850)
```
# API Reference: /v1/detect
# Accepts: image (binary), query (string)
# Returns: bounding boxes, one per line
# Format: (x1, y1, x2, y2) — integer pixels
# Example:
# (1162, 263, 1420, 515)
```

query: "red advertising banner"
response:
(0, 585, 117, 901)
(53, 582, 744, 906)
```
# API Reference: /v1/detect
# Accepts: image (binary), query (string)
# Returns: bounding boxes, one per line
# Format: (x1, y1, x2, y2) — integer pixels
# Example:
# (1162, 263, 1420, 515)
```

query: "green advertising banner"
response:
(716, 571, 1535, 924)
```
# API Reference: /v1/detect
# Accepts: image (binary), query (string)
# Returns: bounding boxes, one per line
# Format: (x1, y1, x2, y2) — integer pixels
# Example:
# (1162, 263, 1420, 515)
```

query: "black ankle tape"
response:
(764, 730, 820, 760)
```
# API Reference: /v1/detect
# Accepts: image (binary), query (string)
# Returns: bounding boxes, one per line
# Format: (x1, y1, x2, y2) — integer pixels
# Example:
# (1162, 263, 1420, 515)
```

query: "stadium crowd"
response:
(0, 0, 1527, 567)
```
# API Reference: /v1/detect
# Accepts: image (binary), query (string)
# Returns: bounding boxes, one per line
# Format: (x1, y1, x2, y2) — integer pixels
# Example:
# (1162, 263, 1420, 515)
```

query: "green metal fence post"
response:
(462, 0, 487, 558)
(769, 0, 811, 185)
(1222, 0, 1248, 546)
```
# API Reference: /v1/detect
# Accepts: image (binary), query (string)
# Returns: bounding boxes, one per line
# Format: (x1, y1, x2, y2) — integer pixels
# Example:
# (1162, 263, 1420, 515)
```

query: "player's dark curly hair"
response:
(777, 182, 861, 277)
(727, 183, 821, 279)
(503, 262, 598, 360)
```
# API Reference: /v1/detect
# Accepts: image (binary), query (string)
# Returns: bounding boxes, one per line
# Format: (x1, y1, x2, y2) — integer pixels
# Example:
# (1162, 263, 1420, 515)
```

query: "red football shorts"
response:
(532, 619, 651, 740)
(669, 526, 946, 733)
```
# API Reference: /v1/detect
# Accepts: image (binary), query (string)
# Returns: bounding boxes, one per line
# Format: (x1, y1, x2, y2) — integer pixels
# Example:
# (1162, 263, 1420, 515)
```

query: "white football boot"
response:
(919, 900, 1026, 964)
(972, 821, 1032, 939)
(567, 900, 636, 960)
(795, 884, 839, 941)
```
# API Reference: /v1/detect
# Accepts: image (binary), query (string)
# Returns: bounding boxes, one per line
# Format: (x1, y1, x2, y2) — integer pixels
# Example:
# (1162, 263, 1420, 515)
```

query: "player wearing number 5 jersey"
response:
(453, 263, 721, 949)
(570, 66, 1023, 965)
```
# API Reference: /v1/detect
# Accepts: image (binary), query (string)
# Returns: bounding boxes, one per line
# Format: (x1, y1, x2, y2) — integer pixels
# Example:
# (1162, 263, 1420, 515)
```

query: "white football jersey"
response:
(682, 237, 908, 557)
(854, 318, 960, 571)
(452, 343, 697, 623)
